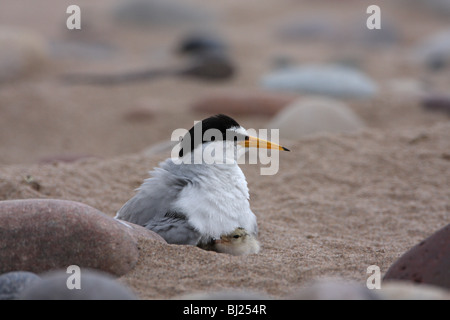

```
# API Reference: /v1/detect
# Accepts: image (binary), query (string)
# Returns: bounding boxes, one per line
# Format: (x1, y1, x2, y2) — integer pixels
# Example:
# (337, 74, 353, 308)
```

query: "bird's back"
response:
(115, 159, 188, 226)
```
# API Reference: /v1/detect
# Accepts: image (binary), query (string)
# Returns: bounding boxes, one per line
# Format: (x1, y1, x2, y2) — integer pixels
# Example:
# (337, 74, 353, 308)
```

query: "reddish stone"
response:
(384, 224, 450, 289)
(0, 199, 165, 276)
(191, 91, 297, 116)
(422, 95, 450, 116)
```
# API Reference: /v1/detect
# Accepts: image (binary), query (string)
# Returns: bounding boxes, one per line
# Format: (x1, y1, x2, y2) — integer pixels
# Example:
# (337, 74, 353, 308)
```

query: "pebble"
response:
(191, 90, 297, 116)
(276, 17, 399, 46)
(384, 223, 450, 289)
(177, 33, 227, 56)
(421, 95, 450, 116)
(112, 0, 214, 27)
(0, 199, 165, 277)
(0, 28, 48, 82)
(379, 281, 450, 300)
(268, 97, 365, 139)
(287, 280, 379, 300)
(20, 269, 137, 300)
(413, 29, 450, 70)
(261, 65, 377, 99)
(0, 271, 41, 300)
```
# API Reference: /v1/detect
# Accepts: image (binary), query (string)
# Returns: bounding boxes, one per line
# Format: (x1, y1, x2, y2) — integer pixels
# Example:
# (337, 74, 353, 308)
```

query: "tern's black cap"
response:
(178, 114, 243, 157)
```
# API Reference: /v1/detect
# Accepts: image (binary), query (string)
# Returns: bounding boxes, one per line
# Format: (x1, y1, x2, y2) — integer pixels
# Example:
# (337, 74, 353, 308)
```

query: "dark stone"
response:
(422, 95, 450, 116)
(0, 271, 41, 300)
(177, 33, 227, 56)
(20, 269, 137, 300)
(384, 224, 450, 289)
(0, 199, 165, 276)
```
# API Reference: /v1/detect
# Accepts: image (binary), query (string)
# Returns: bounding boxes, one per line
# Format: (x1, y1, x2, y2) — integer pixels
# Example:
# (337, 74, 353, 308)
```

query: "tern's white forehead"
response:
(229, 126, 248, 136)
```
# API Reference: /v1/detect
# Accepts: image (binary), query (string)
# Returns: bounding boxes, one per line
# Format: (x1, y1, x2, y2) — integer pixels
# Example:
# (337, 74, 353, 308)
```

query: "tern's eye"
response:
(233, 235, 241, 239)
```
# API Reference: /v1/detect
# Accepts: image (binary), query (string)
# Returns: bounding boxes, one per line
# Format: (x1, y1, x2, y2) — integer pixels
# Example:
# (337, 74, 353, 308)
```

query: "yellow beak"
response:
(238, 136, 290, 151)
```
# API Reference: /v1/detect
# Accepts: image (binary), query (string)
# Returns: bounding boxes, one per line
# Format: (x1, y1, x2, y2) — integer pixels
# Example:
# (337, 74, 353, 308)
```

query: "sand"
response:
(1, 122, 449, 299)
(0, 0, 449, 299)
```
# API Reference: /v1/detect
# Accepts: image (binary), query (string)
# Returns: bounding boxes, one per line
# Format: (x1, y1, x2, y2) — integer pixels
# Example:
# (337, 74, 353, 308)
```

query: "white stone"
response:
(268, 97, 365, 139)
(262, 65, 377, 99)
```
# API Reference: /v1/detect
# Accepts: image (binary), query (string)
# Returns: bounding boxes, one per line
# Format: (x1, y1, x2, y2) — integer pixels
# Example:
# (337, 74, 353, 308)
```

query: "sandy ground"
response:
(0, 0, 449, 299)
(1, 122, 449, 298)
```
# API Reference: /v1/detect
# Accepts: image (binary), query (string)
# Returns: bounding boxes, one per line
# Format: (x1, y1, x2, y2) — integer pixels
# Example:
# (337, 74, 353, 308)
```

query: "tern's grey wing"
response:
(145, 216, 201, 245)
(115, 160, 189, 226)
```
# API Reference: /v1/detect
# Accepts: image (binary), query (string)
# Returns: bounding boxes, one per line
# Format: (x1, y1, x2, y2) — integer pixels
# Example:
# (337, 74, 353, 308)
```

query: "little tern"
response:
(115, 114, 289, 246)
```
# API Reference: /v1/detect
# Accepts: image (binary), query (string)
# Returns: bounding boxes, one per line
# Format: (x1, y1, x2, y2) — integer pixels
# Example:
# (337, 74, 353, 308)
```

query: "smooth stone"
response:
(191, 90, 297, 116)
(277, 18, 399, 46)
(384, 224, 450, 289)
(422, 95, 450, 116)
(0, 272, 41, 300)
(354, 19, 400, 46)
(379, 281, 450, 300)
(413, 29, 450, 70)
(0, 199, 165, 276)
(0, 28, 48, 82)
(20, 269, 137, 300)
(262, 65, 377, 99)
(268, 97, 365, 139)
(112, 0, 214, 27)
(287, 280, 379, 300)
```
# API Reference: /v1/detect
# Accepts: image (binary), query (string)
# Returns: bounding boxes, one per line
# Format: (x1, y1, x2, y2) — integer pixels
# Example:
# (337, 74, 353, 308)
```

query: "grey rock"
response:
(277, 17, 399, 46)
(20, 269, 137, 300)
(112, 0, 215, 27)
(262, 65, 377, 99)
(379, 281, 450, 300)
(413, 29, 450, 70)
(287, 280, 379, 300)
(0, 272, 41, 300)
